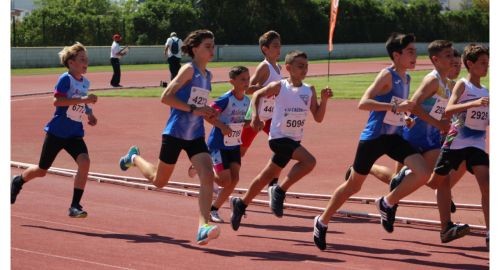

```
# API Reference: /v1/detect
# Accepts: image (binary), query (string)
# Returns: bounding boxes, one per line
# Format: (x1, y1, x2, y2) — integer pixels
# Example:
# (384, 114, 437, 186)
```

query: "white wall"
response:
(11, 42, 484, 68)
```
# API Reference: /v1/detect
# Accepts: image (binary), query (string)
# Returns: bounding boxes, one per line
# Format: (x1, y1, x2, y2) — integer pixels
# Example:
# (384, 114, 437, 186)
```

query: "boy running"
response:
(427, 44, 489, 245)
(11, 42, 98, 218)
(206, 66, 251, 223)
(230, 50, 333, 231)
(313, 33, 432, 251)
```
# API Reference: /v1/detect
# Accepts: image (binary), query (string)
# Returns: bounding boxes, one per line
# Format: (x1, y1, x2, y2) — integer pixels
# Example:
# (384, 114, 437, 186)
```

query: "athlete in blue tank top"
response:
(164, 63, 212, 140)
(360, 67, 410, 140)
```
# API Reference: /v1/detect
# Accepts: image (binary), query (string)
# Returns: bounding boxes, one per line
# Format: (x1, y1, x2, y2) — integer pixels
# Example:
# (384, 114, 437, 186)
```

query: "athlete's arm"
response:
(310, 86, 333, 123)
(246, 62, 270, 95)
(444, 80, 488, 117)
(250, 80, 280, 130)
(411, 76, 449, 131)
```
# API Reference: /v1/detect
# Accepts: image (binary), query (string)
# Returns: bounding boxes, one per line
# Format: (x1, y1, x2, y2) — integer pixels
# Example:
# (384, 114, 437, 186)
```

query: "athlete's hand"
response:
(193, 105, 217, 118)
(320, 87, 333, 101)
(250, 116, 264, 132)
(221, 125, 232, 136)
(87, 114, 97, 126)
(472, 97, 489, 107)
(397, 100, 415, 113)
(84, 94, 98, 104)
(436, 119, 450, 133)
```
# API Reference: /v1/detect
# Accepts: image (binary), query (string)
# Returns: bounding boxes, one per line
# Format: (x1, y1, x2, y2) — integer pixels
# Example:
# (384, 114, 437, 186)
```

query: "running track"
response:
(11, 60, 489, 269)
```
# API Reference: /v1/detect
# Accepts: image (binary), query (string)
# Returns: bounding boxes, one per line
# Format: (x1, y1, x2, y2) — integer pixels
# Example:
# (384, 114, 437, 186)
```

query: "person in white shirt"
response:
(164, 32, 183, 81)
(110, 34, 127, 87)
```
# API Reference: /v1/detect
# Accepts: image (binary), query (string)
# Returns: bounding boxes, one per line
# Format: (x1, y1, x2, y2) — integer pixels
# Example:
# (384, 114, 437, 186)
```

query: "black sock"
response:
(211, 205, 219, 211)
(71, 188, 84, 208)
(269, 178, 278, 187)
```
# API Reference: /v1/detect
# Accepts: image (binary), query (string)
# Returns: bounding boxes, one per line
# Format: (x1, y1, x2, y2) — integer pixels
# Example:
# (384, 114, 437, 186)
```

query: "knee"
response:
(37, 168, 48, 178)
(77, 155, 91, 169)
(303, 156, 316, 172)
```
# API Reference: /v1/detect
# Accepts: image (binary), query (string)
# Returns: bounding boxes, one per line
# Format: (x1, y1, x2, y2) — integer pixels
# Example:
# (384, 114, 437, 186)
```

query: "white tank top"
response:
(269, 80, 312, 141)
(447, 78, 489, 150)
(257, 59, 282, 121)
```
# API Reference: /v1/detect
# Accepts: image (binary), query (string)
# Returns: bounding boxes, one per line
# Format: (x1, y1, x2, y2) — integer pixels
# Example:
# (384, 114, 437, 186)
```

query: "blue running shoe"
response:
(196, 224, 220, 245)
(119, 146, 140, 171)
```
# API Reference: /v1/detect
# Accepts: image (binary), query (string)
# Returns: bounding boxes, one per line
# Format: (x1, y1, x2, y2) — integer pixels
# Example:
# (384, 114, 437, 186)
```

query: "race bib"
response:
(429, 95, 448, 120)
(223, 123, 244, 146)
(465, 106, 489, 131)
(281, 112, 307, 137)
(383, 96, 406, 126)
(66, 103, 86, 122)
(188, 87, 210, 107)
(258, 97, 275, 121)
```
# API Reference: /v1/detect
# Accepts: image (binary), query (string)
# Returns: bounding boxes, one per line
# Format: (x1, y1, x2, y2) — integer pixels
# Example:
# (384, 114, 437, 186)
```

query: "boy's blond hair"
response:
(462, 44, 489, 70)
(58, 42, 86, 68)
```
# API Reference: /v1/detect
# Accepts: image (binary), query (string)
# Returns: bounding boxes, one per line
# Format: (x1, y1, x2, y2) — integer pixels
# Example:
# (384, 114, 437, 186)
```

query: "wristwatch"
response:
(189, 104, 197, 113)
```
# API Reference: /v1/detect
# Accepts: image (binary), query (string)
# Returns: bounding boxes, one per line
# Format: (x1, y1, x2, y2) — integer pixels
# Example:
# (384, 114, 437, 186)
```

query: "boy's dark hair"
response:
(259, 30, 281, 55)
(181, 29, 214, 58)
(453, 48, 461, 58)
(462, 44, 489, 70)
(229, 66, 249, 79)
(385, 32, 416, 60)
(285, 50, 307, 65)
(427, 40, 453, 60)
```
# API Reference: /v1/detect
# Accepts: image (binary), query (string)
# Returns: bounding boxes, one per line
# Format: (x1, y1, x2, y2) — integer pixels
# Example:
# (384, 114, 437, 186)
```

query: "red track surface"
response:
(11, 61, 489, 269)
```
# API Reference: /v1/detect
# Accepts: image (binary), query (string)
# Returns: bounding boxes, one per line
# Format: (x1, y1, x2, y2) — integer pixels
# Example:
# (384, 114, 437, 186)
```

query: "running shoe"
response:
(210, 210, 224, 223)
(230, 197, 246, 231)
(119, 146, 140, 171)
(11, 175, 24, 204)
(389, 166, 409, 191)
(375, 197, 397, 233)
(313, 215, 328, 251)
(196, 224, 220, 245)
(440, 222, 470, 243)
(68, 205, 88, 218)
(269, 185, 286, 218)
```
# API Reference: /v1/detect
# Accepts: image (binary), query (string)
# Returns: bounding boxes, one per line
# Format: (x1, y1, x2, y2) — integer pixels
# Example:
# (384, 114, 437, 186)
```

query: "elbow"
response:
(357, 101, 367, 110)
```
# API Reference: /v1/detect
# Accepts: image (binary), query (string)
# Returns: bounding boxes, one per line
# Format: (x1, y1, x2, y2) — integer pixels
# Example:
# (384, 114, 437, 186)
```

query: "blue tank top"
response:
(359, 67, 410, 141)
(163, 63, 212, 140)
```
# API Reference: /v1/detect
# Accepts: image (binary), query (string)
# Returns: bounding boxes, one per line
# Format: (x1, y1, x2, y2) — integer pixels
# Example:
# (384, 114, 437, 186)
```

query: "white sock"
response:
(317, 218, 328, 228)
(131, 154, 137, 164)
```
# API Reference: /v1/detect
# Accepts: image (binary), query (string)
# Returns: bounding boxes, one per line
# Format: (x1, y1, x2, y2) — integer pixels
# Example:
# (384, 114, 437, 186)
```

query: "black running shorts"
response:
(38, 133, 88, 170)
(159, 135, 209, 164)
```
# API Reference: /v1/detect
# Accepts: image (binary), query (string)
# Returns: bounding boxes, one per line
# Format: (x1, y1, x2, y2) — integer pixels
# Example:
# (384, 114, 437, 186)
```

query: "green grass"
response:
(93, 69, 488, 100)
(11, 55, 407, 76)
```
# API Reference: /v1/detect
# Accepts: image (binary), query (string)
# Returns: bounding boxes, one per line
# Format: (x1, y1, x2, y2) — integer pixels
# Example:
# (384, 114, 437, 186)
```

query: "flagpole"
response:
(327, 51, 331, 82)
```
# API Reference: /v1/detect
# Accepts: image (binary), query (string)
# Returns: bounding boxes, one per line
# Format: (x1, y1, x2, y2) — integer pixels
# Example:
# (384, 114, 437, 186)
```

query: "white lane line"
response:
(12, 247, 135, 270)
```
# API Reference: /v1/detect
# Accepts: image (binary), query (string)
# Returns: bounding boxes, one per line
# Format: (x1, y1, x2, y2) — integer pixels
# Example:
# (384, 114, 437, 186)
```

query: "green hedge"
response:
(12, 0, 488, 46)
